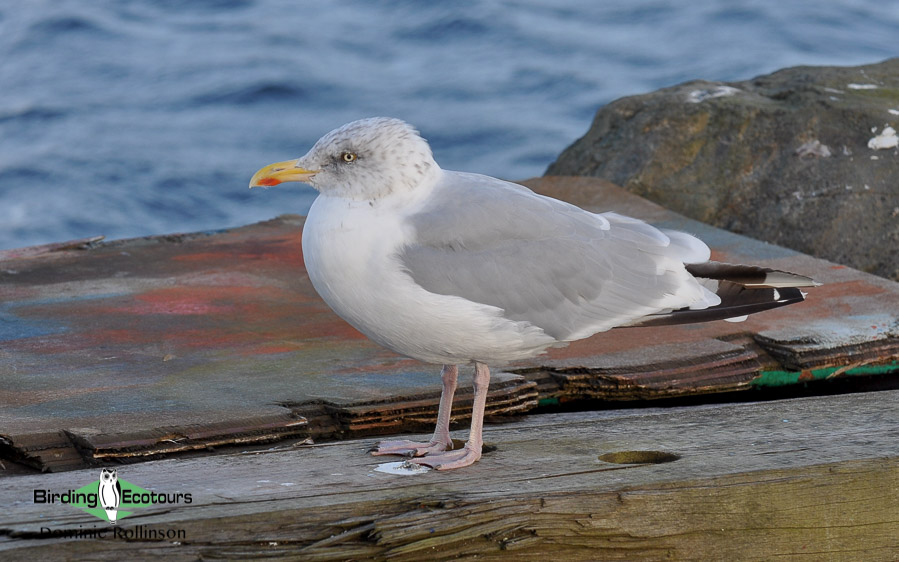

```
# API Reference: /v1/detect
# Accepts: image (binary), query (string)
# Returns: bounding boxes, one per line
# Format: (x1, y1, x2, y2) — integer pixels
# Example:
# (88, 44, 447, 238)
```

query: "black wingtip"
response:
(629, 258, 818, 331)
(632, 286, 807, 328)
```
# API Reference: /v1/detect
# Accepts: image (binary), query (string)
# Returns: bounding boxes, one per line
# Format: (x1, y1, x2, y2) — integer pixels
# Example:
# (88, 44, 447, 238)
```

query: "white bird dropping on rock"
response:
(868, 126, 898, 150)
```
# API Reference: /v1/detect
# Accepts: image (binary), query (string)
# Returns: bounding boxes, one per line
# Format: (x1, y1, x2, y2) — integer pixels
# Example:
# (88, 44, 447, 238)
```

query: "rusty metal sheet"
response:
(1, 177, 897, 471)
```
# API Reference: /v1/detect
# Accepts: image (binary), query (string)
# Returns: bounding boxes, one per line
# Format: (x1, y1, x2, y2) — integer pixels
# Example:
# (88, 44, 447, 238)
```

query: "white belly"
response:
(301, 194, 555, 365)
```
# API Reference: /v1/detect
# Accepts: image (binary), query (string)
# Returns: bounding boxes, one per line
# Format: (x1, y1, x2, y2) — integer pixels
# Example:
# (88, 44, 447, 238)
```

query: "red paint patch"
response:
(101, 286, 267, 318)
(122, 290, 233, 316)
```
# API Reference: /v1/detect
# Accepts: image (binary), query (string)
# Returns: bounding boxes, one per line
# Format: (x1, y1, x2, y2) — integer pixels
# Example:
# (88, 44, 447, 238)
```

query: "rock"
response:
(547, 58, 899, 281)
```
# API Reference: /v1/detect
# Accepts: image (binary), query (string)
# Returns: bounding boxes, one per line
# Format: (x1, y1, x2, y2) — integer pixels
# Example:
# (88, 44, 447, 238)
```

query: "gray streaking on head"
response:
(250, 117, 817, 470)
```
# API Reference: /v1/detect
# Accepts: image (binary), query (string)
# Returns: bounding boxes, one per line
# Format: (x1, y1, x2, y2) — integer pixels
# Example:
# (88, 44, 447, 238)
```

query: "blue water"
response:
(1, 1, 896, 250)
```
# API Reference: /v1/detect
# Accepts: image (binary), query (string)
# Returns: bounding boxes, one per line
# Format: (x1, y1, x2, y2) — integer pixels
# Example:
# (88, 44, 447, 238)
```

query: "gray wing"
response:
(399, 172, 716, 341)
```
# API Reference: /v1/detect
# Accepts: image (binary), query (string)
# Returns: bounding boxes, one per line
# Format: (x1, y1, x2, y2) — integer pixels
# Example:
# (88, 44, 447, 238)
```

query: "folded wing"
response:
(399, 172, 720, 341)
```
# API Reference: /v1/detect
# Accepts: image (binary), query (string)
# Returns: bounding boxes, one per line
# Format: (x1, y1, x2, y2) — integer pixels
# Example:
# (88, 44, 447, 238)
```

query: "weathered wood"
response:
(2, 390, 897, 560)
(314, 375, 539, 435)
(756, 318, 899, 370)
(536, 338, 762, 400)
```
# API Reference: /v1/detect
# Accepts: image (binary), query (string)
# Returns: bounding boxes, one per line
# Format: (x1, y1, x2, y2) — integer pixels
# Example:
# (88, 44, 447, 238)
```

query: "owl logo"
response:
(98, 468, 122, 524)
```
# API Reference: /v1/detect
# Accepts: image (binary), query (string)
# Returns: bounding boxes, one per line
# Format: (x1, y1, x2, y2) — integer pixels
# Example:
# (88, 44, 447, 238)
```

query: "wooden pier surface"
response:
(2, 389, 897, 560)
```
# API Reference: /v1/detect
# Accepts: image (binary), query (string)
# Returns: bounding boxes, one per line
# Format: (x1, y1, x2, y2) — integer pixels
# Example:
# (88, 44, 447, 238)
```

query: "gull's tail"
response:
(631, 262, 819, 327)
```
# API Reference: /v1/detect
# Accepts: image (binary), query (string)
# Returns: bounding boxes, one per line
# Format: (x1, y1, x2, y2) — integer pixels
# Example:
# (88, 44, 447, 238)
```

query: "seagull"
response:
(250, 117, 816, 470)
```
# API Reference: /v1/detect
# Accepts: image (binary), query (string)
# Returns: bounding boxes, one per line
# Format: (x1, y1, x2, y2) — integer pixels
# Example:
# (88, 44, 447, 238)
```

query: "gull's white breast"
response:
(301, 189, 557, 365)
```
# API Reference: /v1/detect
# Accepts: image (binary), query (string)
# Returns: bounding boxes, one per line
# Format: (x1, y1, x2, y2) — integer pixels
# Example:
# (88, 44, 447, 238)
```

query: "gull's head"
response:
(250, 117, 439, 200)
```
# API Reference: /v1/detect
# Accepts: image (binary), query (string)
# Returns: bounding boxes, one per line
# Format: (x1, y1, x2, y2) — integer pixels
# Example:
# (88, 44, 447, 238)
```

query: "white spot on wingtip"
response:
(724, 315, 748, 323)
(374, 460, 432, 475)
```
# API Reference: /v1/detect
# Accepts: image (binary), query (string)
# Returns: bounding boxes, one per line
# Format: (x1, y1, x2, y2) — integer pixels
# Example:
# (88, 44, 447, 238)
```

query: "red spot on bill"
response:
(257, 177, 281, 186)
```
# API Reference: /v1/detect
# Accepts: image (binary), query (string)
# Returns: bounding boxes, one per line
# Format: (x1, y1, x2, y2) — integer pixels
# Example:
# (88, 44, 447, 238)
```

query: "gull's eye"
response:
(341, 151, 357, 163)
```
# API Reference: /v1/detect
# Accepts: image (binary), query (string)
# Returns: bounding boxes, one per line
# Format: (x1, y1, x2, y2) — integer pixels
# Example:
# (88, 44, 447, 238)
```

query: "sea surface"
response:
(1, 0, 897, 250)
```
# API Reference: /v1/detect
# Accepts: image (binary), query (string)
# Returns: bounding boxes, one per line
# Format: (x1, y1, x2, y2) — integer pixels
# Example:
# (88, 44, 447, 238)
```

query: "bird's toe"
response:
(370, 439, 451, 457)
(411, 443, 482, 470)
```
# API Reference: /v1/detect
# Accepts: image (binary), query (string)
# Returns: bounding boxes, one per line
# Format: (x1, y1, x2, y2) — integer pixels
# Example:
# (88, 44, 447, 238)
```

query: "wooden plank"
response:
(71, 412, 310, 461)
(324, 375, 538, 434)
(755, 316, 899, 370)
(0, 431, 83, 473)
(1, 390, 897, 559)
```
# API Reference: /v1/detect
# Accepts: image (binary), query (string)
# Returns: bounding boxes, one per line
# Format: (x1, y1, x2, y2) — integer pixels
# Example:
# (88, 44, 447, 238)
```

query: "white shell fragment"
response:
(374, 460, 433, 475)
(847, 83, 879, 90)
(868, 126, 898, 150)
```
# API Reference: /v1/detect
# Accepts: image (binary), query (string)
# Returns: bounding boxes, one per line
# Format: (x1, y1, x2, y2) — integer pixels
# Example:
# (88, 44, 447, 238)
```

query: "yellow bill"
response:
(249, 159, 318, 188)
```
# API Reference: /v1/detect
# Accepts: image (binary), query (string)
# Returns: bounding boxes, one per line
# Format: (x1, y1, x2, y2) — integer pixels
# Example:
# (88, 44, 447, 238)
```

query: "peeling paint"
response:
(753, 362, 899, 388)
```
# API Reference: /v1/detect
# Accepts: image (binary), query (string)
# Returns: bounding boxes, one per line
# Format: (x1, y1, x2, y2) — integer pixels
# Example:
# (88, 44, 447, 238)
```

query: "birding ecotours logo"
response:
(32, 469, 193, 524)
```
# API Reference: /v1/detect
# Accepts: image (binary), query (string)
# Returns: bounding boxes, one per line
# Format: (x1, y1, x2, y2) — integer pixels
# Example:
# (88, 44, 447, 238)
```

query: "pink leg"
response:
(411, 362, 489, 470)
(372, 364, 458, 457)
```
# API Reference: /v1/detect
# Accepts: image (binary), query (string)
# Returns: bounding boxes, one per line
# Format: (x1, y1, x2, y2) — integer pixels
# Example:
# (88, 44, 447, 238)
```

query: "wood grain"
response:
(3, 389, 897, 560)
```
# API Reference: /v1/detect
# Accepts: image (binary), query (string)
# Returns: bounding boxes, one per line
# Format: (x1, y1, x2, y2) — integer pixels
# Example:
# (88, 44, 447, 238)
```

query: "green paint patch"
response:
(753, 361, 899, 388)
